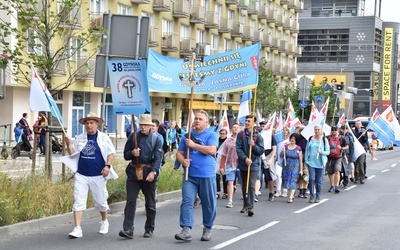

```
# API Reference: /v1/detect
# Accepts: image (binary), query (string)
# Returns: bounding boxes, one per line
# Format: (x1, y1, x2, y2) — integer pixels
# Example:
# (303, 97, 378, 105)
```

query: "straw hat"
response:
(139, 114, 153, 125)
(79, 112, 104, 125)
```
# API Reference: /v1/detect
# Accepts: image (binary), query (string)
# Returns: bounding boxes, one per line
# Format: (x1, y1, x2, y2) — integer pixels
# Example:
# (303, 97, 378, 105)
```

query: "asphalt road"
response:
(1, 148, 400, 250)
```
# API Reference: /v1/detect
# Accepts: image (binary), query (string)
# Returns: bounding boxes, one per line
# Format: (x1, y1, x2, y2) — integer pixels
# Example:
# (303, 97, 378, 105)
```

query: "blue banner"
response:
(147, 43, 260, 94)
(108, 60, 152, 115)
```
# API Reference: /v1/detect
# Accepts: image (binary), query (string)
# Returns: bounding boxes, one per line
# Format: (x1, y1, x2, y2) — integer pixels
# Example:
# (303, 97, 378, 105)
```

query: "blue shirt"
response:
(78, 132, 105, 176)
(178, 129, 218, 178)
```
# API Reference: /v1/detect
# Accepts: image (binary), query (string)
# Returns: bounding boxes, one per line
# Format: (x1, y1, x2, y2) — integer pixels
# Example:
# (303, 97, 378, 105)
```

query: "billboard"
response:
(382, 27, 393, 110)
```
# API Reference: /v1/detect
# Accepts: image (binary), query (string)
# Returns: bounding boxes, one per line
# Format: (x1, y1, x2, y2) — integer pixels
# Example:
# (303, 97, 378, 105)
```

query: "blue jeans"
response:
(309, 167, 324, 198)
(179, 176, 216, 229)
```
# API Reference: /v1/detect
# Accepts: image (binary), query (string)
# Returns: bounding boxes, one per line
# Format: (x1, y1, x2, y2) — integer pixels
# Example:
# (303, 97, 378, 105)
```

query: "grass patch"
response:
(0, 157, 182, 226)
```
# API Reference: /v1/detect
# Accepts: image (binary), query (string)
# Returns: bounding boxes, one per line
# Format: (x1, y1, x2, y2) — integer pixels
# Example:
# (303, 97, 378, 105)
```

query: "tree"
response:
(0, 0, 104, 95)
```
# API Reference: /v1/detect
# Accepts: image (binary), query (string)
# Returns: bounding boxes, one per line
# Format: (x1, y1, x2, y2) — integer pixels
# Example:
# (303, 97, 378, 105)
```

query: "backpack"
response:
(328, 135, 341, 159)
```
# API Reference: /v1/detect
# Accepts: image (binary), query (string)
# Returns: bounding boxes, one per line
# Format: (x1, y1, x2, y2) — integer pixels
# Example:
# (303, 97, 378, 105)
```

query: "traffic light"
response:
(369, 89, 374, 97)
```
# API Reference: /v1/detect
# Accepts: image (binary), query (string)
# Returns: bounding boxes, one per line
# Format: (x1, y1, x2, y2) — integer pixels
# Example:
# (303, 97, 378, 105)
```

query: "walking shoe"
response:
(329, 186, 334, 193)
(69, 226, 82, 238)
(254, 194, 259, 202)
(359, 180, 365, 184)
(119, 230, 134, 239)
(268, 193, 274, 201)
(99, 220, 109, 234)
(315, 197, 320, 203)
(274, 191, 282, 197)
(309, 195, 315, 203)
(372, 158, 378, 161)
(240, 206, 249, 213)
(335, 188, 340, 194)
(222, 193, 228, 199)
(226, 201, 233, 208)
(201, 227, 212, 241)
(247, 208, 254, 217)
(143, 231, 153, 238)
(281, 192, 288, 198)
(175, 227, 192, 242)
(350, 177, 354, 182)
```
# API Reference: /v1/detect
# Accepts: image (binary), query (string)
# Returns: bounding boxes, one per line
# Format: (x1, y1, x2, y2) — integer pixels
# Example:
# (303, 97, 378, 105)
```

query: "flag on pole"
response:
(217, 109, 231, 137)
(237, 90, 252, 124)
(346, 121, 367, 162)
(308, 100, 320, 123)
(260, 112, 276, 149)
(285, 98, 297, 132)
(28, 64, 64, 125)
(336, 112, 346, 128)
(256, 109, 263, 124)
(274, 111, 284, 144)
(371, 106, 400, 145)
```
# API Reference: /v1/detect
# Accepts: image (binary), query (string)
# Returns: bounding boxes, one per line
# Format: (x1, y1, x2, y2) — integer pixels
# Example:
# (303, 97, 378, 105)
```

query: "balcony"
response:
(242, 26, 254, 41)
(290, 22, 299, 33)
(261, 34, 271, 47)
(294, 46, 302, 57)
(131, 0, 150, 4)
(218, 17, 233, 33)
(173, 0, 189, 18)
(295, 0, 304, 13)
(276, 14, 283, 27)
(287, 43, 295, 55)
(265, 61, 273, 71)
(281, 66, 289, 77)
(248, 1, 259, 15)
(273, 63, 282, 75)
(283, 19, 291, 30)
(205, 11, 219, 29)
(231, 22, 244, 37)
(161, 33, 178, 52)
(210, 46, 225, 55)
(180, 37, 195, 56)
(258, 6, 267, 19)
(267, 10, 277, 23)
(225, 0, 238, 4)
(253, 31, 263, 43)
(238, 0, 249, 10)
(190, 5, 205, 23)
(279, 40, 288, 53)
(153, 0, 171, 12)
(90, 13, 103, 31)
(148, 26, 159, 47)
(281, 0, 289, 5)
(75, 58, 95, 79)
(51, 51, 66, 76)
(271, 38, 278, 50)
(59, 6, 82, 28)
(288, 66, 297, 78)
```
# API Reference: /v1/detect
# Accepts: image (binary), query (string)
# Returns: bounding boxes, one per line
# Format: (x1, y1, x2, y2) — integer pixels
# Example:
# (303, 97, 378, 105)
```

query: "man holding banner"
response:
(352, 120, 369, 184)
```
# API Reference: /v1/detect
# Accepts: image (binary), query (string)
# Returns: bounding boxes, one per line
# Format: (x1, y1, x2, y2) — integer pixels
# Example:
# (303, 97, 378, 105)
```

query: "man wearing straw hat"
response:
(119, 114, 163, 239)
(64, 112, 116, 238)
(174, 110, 218, 242)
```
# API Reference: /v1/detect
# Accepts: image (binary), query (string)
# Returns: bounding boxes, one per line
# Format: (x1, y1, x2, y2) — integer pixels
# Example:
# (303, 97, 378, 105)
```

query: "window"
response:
(118, 4, 132, 15)
(142, 12, 155, 26)
(224, 39, 231, 52)
(27, 29, 43, 55)
(162, 19, 174, 36)
(180, 24, 191, 39)
(67, 37, 84, 61)
(91, 0, 106, 13)
(197, 29, 206, 43)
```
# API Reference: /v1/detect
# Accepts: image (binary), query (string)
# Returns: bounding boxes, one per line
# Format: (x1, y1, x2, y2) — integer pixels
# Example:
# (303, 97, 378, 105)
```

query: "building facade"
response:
(297, 0, 399, 119)
(0, 0, 303, 141)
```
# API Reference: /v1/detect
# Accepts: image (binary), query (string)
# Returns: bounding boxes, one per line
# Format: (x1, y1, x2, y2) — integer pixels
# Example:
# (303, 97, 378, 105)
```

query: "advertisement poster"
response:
(108, 60, 151, 115)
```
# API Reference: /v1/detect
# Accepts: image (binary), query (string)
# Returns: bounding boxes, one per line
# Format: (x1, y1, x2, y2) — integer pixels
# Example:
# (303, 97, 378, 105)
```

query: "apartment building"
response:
(0, 0, 303, 140)
(297, 0, 400, 118)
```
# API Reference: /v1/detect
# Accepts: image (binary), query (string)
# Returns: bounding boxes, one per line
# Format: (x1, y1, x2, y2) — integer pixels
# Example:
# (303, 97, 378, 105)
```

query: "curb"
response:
(0, 190, 181, 240)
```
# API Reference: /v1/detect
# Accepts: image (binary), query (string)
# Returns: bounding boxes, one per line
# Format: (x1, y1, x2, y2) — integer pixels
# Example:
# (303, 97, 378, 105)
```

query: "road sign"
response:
(300, 100, 307, 109)
(316, 95, 323, 103)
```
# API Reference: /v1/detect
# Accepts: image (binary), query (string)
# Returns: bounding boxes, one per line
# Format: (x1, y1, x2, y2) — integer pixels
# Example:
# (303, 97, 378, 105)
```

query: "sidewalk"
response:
(0, 190, 181, 240)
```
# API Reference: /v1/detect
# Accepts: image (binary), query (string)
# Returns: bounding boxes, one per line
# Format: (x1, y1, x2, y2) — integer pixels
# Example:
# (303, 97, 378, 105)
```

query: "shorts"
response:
(225, 171, 236, 181)
(72, 173, 109, 212)
(326, 158, 342, 175)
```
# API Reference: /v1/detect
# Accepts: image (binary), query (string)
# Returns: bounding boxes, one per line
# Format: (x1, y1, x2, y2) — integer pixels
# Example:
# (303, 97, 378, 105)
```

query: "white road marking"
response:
(344, 185, 357, 191)
(381, 169, 390, 173)
(368, 175, 376, 179)
(294, 198, 329, 214)
(391, 164, 397, 168)
(210, 221, 280, 249)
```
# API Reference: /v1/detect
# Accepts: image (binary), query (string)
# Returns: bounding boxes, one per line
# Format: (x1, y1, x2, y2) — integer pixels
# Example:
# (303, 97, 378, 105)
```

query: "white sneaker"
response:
(372, 158, 378, 161)
(69, 226, 82, 238)
(99, 220, 109, 234)
(281, 192, 288, 198)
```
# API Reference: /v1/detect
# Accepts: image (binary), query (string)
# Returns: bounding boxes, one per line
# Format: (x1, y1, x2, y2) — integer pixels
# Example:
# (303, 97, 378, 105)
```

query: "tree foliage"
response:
(0, 0, 104, 95)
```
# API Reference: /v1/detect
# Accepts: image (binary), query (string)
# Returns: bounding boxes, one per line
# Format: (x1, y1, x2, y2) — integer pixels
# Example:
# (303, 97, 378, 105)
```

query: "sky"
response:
(364, 0, 400, 22)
